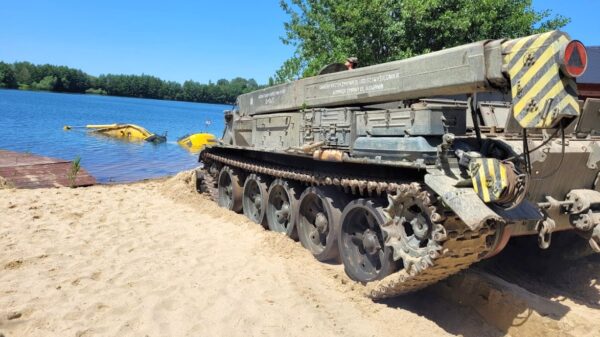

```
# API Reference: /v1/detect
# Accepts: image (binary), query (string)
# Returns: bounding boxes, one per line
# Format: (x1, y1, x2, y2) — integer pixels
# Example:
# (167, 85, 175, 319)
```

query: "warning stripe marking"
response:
(542, 92, 579, 126)
(478, 160, 491, 202)
(472, 158, 508, 203)
(519, 75, 565, 126)
(508, 32, 556, 79)
(520, 75, 578, 127)
(504, 34, 537, 67)
(513, 64, 559, 114)
(504, 31, 579, 128)
(516, 35, 568, 90)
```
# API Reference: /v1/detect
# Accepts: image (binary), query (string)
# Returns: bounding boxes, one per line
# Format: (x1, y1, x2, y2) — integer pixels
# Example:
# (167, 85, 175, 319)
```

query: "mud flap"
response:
(424, 174, 502, 231)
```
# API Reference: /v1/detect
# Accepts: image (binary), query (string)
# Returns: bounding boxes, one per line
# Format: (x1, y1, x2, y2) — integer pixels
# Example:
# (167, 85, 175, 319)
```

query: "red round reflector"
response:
(560, 40, 588, 77)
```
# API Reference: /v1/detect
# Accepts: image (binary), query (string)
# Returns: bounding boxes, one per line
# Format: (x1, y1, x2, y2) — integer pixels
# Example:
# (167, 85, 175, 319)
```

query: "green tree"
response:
(32, 75, 58, 91)
(277, 0, 570, 81)
(0, 62, 18, 89)
(274, 57, 304, 83)
(14, 61, 34, 85)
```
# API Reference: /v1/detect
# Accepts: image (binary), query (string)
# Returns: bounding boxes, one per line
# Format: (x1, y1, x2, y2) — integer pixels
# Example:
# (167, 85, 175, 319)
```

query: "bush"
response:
(85, 88, 107, 95)
(31, 75, 57, 91)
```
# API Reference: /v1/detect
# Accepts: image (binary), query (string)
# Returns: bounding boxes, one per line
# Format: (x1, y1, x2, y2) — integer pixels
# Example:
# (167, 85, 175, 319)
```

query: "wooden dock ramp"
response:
(0, 150, 96, 188)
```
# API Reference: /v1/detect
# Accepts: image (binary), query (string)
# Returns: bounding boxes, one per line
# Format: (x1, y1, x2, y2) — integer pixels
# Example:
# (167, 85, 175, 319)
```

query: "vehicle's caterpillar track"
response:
(202, 152, 405, 195)
(201, 151, 496, 299)
(368, 214, 494, 299)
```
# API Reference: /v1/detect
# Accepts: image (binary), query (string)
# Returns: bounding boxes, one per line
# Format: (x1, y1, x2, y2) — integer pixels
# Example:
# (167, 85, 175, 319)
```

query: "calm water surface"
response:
(0, 89, 228, 182)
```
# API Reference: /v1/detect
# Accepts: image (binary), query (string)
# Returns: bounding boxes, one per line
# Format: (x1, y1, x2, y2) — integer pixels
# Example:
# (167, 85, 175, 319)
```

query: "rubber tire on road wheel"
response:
(297, 186, 349, 262)
(338, 198, 398, 283)
(242, 174, 269, 228)
(217, 166, 244, 212)
(266, 179, 301, 239)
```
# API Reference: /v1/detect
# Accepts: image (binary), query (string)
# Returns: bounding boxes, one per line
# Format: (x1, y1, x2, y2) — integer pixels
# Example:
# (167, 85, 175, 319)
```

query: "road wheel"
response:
(338, 199, 398, 282)
(297, 186, 348, 262)
(217, 166, 243, 212)
(266, 179, 300, 239)
(243, 174, 269, 227)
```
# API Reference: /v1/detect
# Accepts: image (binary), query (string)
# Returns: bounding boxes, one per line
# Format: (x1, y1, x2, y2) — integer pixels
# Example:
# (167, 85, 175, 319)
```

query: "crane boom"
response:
(239, 31, 582, 129)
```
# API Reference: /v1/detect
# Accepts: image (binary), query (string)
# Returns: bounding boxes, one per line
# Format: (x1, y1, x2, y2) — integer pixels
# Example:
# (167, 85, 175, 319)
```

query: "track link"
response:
(367, 216, 494, 299)
(201, 151, 496, 299)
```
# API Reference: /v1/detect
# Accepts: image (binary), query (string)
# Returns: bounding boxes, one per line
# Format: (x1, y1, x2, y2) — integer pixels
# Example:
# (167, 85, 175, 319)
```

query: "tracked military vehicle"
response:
(198, 31, 600, 298)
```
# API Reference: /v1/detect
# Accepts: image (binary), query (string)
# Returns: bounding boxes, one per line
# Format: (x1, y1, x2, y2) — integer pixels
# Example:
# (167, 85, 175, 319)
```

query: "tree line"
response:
(0, 61, 262, 104)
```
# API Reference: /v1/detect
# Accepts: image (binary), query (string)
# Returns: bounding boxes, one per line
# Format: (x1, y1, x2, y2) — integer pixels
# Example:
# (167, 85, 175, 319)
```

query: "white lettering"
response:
(315, 71, 399, 97)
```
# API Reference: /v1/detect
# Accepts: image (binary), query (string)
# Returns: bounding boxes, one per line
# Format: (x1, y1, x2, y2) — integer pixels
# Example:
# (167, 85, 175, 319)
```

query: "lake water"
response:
(0, 89, 228, 183)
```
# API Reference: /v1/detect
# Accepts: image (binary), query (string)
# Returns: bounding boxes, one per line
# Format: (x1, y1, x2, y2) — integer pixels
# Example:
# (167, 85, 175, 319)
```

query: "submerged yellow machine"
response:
(64, 124, 166, 143)
(177, 133, 217, 152)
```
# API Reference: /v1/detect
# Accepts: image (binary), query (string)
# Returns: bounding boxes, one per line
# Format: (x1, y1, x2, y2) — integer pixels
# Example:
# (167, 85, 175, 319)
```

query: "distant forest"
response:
(0, 61, 264, 104)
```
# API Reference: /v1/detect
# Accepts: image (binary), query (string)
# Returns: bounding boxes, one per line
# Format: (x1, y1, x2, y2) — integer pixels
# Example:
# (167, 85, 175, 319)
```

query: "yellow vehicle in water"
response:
(64, 124, 167, 143)
(177, 133, 217, 152)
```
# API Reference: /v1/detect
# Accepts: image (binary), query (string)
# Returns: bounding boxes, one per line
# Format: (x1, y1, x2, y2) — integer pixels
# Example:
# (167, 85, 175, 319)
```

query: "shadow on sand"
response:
(379, 288, 506, 337)
(481, 233, 600, 310)
(377, 233, 599, 337)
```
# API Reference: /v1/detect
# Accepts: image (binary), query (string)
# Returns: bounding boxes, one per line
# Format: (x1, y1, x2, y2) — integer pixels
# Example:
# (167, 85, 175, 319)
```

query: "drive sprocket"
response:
(382, 183, 447, 275)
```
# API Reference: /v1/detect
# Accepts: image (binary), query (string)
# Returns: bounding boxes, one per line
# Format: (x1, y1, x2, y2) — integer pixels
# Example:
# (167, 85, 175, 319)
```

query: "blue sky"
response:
(1, 0, 598, 84)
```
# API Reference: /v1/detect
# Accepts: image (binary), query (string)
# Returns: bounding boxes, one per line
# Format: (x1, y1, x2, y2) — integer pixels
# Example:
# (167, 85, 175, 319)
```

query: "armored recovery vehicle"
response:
(198, 31, 600, 299)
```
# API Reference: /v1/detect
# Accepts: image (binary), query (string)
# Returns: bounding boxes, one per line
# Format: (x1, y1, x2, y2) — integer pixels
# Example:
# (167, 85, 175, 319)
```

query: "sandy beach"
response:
(1, 171, 599, 337)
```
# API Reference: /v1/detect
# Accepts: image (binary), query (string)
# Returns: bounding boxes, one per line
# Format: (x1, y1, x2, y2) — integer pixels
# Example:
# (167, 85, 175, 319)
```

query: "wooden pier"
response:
(0, 150, 96, 188)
